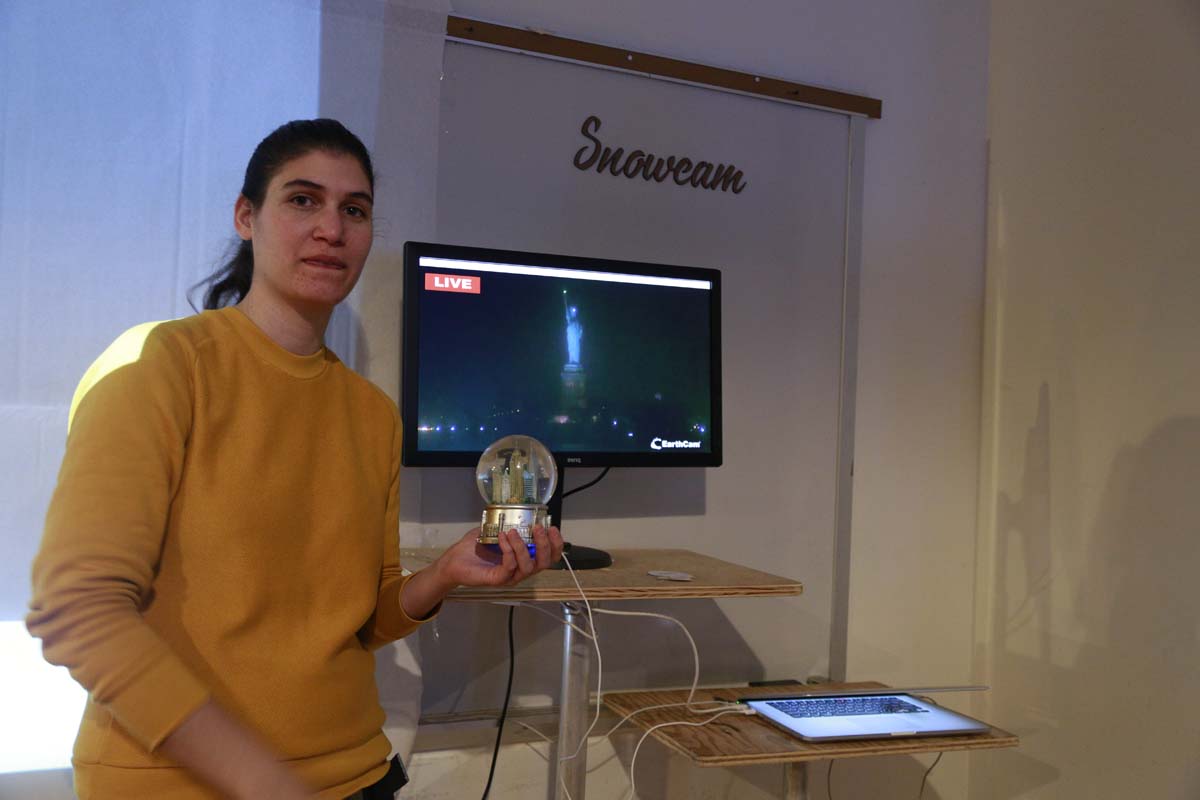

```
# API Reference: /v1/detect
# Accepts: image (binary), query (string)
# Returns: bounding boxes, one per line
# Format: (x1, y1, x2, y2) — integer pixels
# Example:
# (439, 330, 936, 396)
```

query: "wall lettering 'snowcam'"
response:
(571, 115, 748, 195)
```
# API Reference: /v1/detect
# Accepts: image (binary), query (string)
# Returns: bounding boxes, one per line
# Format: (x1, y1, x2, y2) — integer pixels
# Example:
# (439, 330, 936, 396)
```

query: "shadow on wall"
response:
(975, 380, 1200, 797)
(1062, 416, 1200, 796)
(994, 382, 1055, 681)
(968, 382, 1061, 797)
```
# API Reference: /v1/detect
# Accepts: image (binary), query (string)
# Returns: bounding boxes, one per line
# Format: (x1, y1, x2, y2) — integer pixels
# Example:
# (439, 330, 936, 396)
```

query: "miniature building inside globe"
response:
(475, 435, 557, 554)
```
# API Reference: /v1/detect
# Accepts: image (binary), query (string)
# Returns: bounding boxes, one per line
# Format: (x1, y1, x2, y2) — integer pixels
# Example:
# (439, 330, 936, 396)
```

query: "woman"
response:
(27, 119, 563, 799)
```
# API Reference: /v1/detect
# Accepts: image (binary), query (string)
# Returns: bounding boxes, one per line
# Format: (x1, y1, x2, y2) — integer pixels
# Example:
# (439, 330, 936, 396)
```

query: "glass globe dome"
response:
(475, 435, 557, 554)
(475, 435, 558, 506)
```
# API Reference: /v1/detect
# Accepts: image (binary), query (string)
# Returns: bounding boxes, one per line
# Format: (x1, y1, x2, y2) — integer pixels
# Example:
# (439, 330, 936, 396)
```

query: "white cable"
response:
(553, 563, 747, 760)
(514, 601, 595, 640)
(510, 603, 731, 742)
(628, 709, 750, 799)
(584, 747, 621, 776)
(511, 721, 557, 769)
(513, 719, 554, 747)
(557, 552, 605, 764)
(592, 611, 746, 800)
(511, 698, 623, 779)
(592, 608, 700, 706)
(606, 698, 742, 742)
(552, 556, 749, 800)
(590, 607, 744, 737)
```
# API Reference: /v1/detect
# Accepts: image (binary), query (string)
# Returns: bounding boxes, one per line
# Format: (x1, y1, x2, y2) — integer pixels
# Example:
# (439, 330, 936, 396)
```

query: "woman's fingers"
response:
(507, 529, 536, 577)
(493, 527, 518, 575)
(531, 525, 553, 570)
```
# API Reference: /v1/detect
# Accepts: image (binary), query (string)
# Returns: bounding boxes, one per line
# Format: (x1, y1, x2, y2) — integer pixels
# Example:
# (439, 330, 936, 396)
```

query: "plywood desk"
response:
(400, 547, 803, 602)
(401, 548, 803, 799)
(604, 682, 1019, 799)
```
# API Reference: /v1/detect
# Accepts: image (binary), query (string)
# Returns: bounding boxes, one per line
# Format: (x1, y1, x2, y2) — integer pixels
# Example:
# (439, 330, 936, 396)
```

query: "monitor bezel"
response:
(400, 241, 723, 469)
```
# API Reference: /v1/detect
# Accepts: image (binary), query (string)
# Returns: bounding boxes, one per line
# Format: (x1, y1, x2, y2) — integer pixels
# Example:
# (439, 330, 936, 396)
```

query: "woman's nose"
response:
(313, 206, 344, 244)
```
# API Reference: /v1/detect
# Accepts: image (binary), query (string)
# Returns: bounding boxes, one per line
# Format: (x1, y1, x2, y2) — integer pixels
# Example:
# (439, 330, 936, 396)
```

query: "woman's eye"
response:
(289, 194, 315, 208)
(345, 205, 370, 220)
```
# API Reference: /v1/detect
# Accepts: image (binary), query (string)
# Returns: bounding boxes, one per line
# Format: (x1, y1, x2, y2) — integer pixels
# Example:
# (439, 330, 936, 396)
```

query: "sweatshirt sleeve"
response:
(361, 405, 438, 650)
(26, 324, 210, 752)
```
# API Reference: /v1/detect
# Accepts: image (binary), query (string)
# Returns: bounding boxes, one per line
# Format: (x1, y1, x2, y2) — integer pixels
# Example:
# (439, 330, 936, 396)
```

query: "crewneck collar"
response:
(220, 306, 332, 379)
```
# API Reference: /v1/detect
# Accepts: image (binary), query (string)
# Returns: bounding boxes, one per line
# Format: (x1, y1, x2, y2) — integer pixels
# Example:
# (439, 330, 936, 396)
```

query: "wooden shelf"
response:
(400, 547, 803, 602)
(604, 682, 1018, 767)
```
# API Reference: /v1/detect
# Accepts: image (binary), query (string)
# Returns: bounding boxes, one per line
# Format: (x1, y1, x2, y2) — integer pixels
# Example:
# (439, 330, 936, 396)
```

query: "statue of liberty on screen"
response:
(560, 288, 587, 410)
(563, 289, 583, 371)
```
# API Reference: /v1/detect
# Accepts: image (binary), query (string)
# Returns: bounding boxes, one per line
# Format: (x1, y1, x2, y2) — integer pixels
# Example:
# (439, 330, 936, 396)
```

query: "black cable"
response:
(917, 751, 943, 798)
(561, 467, 610, 499)
(827, 758, 835, 799)
(481, 606, 516, 800)
(481, 471, 606, 796)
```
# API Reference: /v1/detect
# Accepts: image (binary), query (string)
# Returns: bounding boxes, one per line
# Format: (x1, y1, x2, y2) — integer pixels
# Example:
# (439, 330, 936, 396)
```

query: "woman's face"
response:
(234, 149, 374, 313)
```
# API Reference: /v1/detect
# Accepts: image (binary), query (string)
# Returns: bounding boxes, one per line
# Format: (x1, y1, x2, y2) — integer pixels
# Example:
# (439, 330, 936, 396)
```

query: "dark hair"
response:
(191, 119, 375, 310)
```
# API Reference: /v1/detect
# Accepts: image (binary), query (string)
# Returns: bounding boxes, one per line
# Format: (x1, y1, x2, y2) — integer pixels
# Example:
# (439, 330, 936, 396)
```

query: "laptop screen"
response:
(742, 693, 989, 742)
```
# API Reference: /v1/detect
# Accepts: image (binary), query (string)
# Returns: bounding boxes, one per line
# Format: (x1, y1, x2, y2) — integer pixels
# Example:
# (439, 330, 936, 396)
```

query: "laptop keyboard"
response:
(766, 696, 927, 718)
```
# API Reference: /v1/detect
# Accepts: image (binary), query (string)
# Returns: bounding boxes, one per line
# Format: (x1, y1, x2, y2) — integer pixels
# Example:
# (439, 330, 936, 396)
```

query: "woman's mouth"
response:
(303, 256, 347, 270)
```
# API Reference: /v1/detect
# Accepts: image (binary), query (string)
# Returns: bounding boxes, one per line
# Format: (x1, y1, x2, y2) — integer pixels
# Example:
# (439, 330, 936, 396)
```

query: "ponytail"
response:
(192, 238, 254, 310)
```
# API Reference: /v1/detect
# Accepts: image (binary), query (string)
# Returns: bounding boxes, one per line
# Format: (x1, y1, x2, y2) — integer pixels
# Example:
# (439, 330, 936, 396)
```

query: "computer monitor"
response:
(401, 241, 722, 568)
(401, 241, 722, 469)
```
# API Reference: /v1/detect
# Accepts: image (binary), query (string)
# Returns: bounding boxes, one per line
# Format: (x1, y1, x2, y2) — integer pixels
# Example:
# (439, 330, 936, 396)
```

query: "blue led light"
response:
(483, 542, 538, 558)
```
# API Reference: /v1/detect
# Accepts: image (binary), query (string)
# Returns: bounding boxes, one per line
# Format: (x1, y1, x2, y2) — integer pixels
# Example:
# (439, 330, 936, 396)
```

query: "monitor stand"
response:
(547, 467, 613, 570)
(554, 542, 613, 570)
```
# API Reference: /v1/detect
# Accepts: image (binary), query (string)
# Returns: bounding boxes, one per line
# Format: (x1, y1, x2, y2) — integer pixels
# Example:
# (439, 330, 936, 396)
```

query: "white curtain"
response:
(0, 0, 447, 784)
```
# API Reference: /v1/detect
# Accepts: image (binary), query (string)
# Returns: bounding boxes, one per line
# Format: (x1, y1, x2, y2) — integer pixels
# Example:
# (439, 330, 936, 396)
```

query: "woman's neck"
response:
(236, 291, 330, 356)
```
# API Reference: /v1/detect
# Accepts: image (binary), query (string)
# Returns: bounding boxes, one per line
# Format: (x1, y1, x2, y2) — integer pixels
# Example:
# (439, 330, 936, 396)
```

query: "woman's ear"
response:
(233, 195, 254, 241)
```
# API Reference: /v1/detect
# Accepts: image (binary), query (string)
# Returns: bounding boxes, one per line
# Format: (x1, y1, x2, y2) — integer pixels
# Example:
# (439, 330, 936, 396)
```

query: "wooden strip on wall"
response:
(446, 16, 882, 120)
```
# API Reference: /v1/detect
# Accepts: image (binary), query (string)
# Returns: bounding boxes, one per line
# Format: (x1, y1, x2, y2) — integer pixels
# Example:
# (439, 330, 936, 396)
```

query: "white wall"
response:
(16, 2, 1197, 798)
(0, 0, 444, 794)
(420, 2, 990, 798)
(0, 1, 322, 791)
(419, 37, 854, 715)
(0, 0, 321, 619)
(1, 1, 991, 798)
(972, 1, 1200, 797)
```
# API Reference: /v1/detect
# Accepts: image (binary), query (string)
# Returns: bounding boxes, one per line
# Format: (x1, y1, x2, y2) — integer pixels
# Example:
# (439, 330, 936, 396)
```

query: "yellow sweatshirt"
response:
(27, 307, 428, 799)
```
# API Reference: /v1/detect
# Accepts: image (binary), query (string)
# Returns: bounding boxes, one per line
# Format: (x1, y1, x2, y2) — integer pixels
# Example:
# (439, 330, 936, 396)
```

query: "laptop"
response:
(740, 690, 990, 742)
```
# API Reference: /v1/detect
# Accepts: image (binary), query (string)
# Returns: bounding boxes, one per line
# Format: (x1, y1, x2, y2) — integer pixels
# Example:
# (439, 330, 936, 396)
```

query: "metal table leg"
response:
(783, 762, 809, 800)
(553, 602, 591, 800)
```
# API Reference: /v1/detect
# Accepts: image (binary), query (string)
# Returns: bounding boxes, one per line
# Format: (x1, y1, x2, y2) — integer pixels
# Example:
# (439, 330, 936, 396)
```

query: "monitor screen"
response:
(401, 242, 722, 468)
